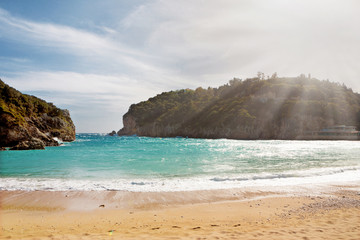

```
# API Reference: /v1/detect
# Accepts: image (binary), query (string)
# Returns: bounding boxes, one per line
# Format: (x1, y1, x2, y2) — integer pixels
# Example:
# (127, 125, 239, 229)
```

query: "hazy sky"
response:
(1, 0, 359, 133)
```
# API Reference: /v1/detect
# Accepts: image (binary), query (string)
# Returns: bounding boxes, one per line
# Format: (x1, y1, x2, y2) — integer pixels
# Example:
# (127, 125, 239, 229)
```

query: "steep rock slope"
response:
(0, 79, 75, 149)
(118, 76, 360, 139)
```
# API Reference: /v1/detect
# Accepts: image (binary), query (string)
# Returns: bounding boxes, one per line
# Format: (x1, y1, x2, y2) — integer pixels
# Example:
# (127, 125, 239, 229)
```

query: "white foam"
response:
(52, 137, 63, 144)
(1, 166, 359, 192)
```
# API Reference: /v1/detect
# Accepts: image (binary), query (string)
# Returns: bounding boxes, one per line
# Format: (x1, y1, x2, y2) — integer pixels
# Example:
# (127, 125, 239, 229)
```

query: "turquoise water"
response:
(0, 134, 359, 191)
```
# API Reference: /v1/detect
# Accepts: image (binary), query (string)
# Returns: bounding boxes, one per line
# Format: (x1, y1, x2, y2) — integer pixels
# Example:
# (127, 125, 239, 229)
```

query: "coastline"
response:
(1, 184, 360, 239)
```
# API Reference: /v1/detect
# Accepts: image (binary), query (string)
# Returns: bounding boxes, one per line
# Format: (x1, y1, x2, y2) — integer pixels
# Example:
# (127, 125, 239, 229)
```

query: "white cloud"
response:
(120, 0, 360, 91)
(0, 7, 158, 75)
(0, 9, 111, 53)
(6, 71, 131, 93)
(3, 71, 161, 105)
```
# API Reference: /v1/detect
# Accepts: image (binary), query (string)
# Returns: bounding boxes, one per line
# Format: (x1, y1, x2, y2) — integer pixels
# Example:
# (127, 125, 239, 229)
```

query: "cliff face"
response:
(118, 77, 360, 140)
(0, 79, 75, 149)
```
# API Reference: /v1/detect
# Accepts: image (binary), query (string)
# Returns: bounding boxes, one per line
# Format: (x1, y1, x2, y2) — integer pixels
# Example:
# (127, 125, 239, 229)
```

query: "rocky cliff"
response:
(118, 76, 360, 139)
(0, 79, 76, 150)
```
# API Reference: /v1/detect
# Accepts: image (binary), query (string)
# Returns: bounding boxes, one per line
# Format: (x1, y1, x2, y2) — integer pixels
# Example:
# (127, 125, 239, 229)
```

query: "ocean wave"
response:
(210, 166, 360, 182)
(74, 139, 92, 142)
(0, 166, 359, 192)
(131, 181, 147, 185)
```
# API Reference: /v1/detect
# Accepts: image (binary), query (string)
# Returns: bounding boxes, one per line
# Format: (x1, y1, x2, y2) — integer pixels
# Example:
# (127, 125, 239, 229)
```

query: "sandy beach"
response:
(1, 185, 360, 240)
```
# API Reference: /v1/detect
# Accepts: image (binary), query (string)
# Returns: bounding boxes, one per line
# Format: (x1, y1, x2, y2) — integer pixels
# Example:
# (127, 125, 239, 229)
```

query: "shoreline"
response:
(2, 182, 360, 210)
(1, 184, 360, 239)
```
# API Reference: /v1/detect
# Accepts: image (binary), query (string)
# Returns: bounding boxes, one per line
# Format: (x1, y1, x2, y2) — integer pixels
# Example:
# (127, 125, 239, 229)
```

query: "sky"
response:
(0, 0, 359, 133)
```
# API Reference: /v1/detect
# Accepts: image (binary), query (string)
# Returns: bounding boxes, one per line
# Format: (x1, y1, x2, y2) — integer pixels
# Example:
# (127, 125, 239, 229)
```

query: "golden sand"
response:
(1, 187, 360, 239)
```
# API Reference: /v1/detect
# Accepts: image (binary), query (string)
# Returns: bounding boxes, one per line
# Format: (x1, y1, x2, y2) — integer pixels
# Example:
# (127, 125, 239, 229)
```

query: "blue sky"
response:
(1, 0, 360, 133)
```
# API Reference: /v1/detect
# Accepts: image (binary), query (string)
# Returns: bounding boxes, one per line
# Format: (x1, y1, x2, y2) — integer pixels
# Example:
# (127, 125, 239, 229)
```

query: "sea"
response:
(0, 134, 359, 192)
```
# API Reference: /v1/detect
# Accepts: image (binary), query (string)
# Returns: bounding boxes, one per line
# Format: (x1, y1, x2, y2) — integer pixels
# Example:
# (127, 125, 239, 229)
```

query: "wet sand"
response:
(1, 186, 360, 239)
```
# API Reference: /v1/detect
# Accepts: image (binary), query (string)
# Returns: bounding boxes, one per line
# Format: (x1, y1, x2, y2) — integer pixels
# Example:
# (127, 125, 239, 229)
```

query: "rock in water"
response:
(108, 130, 117, 136)
(10, 138, 45, 150)
(0, 79, 76, 149)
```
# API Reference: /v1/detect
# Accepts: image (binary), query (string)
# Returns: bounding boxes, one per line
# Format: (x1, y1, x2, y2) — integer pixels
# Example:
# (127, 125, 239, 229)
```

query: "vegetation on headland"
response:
(0, 79, 75, 149)
(118, 74, 360, 139)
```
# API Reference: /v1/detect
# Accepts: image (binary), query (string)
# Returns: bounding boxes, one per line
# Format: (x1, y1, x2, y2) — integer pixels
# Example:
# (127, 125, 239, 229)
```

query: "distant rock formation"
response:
(118, 76, 360, 140)
(0, 79, 76, 150)
(108, 130, 117, 136)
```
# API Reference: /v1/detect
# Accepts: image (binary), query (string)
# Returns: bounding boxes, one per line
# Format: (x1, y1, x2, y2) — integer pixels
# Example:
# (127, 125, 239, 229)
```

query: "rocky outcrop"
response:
(10, 138, 45, 150)
(117, 115, 137, 136)
(108, 130, 117, 136)
(0, 79, 76, 150)
(118, 77, 360, 139)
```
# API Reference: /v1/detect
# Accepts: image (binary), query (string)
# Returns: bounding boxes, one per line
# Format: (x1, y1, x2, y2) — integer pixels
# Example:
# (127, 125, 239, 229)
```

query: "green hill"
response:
(118, 76, 360, 139)
(0, 79, 75, 149)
